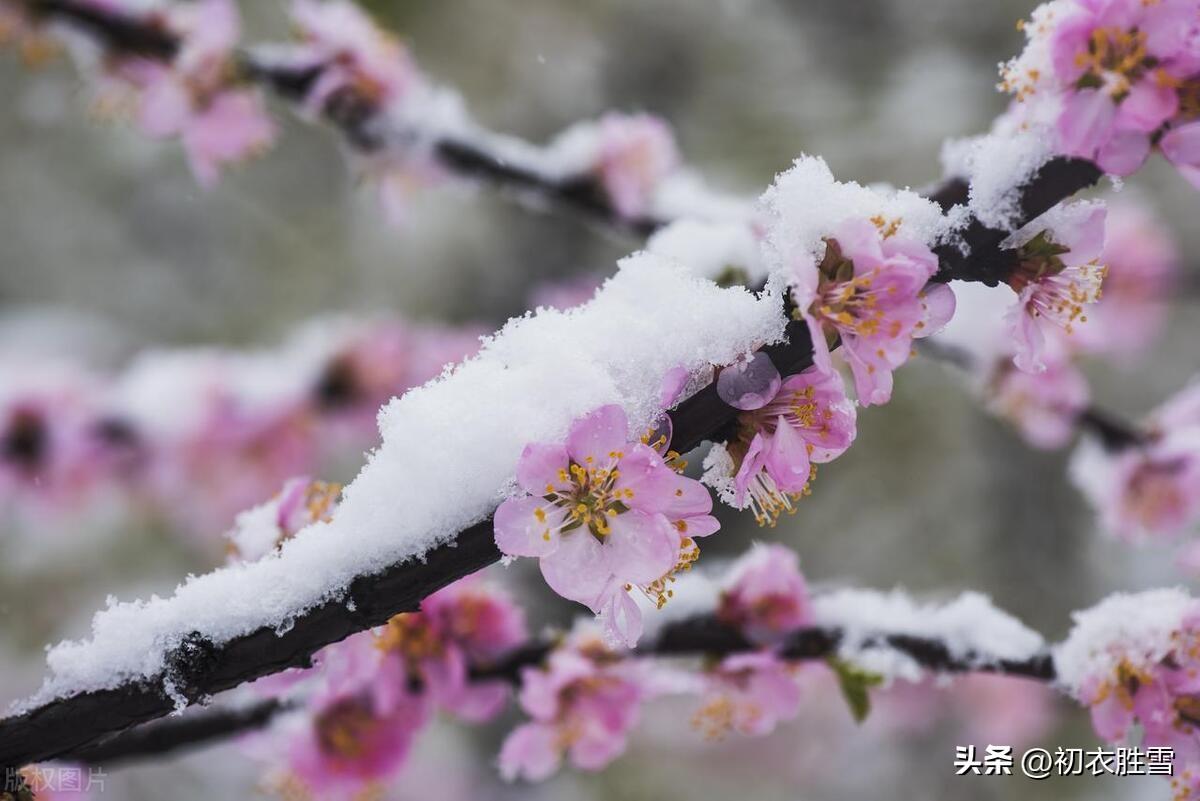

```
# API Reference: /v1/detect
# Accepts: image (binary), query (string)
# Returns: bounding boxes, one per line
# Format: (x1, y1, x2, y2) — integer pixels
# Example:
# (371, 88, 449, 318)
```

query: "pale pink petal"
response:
(763, 416, 812, 494)
(1096, 130, 1151, 176)
(916, 283, 956, 337)
(494, 496, 563, 558)
(539, 531, 612, 607)
(565, 405, 629, 466)
(499, 723, 562, 782)
(515, 443, 571, 495)
(602, 510, 678, 586)
(1162, 123, 1200, 175)
(1057, 89, 1116, 158)
(598, 583, 644, 648)
(1116, 80, 1178, 133)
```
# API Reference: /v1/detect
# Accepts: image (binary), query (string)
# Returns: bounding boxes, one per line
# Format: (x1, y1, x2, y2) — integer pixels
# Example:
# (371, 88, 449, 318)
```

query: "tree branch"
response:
(65, 611, 1055, 767)
(0, 142, 1101, 769)
(22, 0, 679, 236)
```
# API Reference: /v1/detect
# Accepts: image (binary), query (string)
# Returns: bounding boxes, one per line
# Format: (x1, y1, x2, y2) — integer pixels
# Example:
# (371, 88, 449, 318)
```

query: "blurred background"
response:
(1, 0, 1198, 798)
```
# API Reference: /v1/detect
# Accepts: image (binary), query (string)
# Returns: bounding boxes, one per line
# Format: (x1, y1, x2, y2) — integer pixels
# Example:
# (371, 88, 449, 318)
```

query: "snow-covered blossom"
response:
(985, 340, 1090, 449)
(1002, 0, 1200, 184)
(495, 405, 718, 647)
(690, 546, 809, 738)
(711, 365, 856, 526)
(374, 576, 527, 722)
(1079, 197, 1180, 358)
(0, 316, 481, 537)
(499, 632, 647, 781)
(1003, 202, 1107, 373)
(790, 217, 954, 406)
(225, 476, 341, 561)
(288, 0, 418, 114)
(1072, 379, 1200, 541)
(691, 652, 803, 739)
(717, 543, 814, 642)
(548, 112, 680, 220)
(1056, 590, 1200, 790)
(594, 112, 679, 219)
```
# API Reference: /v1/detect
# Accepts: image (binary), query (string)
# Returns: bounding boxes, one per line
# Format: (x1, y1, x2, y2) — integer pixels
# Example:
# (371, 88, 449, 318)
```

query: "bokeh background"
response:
(1, 0, 1198, 799)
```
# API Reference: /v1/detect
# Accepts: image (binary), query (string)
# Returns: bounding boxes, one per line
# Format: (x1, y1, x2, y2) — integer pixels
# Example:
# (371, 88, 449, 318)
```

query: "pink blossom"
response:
(131, 0, 275, 187)
(0, 371, 108, 507)
(289, 0, 417, 112)
(985, 340, 1090, 449)
(282, 636, 429, 799)
(718, 543, 814, 643)
(595, 112, 679, 219)
(499, 636, 646, 781)
(374, 576, 527, 722)
(1078, 613, 1200, 767)
(494, 404, 718, 647)
(1077, 197, 1179, 358)
(1073, 433, 1200, 542)
(1004, 203, 1107, 373)
(791, 218, 954, 406)
(1162, 120, 1200, 189)
(156, 398, 317, 536)
(1048, 0, 1200, 175)
(692, 652, 803, 739)
(725, 366, 857, 526)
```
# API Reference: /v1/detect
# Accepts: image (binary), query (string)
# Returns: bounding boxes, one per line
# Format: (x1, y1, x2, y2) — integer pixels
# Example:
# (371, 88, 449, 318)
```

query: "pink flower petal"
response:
(539, 531, 612, 607)
(565, 405, 629, 466)
(602, 510, 679, 586)
(515, 443, 571, 496)
(494, 496, 563, 558)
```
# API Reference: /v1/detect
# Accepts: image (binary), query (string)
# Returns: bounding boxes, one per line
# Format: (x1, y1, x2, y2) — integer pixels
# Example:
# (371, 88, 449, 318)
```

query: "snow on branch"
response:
(0, 145, 1103, 768)
(0, 315, 481, 537)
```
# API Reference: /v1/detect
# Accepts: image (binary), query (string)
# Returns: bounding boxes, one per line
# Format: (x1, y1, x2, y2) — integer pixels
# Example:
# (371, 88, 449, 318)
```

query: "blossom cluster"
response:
(1002, 0, 1200, 186)
(0, 316, 479, 538)
(937, 195, 1178, 451)
(1055, 589, 1200, 799)
(251, 576, 527, 799)
(72, 0, 274, 185)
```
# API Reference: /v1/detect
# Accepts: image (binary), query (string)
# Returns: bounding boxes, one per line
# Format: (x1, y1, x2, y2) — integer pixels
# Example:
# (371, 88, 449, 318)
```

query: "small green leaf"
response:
(827, 656, 884, 723)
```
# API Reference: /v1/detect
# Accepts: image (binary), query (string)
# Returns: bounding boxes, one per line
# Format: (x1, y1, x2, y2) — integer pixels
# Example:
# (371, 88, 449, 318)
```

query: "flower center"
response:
(1075, 27, 1152, 97)
(546, 455, 633, 539)
(376, 613, 442, 665)
(315, 697, 379, 759)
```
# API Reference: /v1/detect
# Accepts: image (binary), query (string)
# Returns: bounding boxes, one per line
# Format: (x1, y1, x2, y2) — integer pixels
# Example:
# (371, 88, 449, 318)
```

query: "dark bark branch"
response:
(932, 158, 1104, 285)
(66, 612, 1056, 767)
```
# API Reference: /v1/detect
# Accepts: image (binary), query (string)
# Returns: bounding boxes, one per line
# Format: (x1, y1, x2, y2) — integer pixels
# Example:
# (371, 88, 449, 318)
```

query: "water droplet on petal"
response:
(717, 352, 781, 410)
